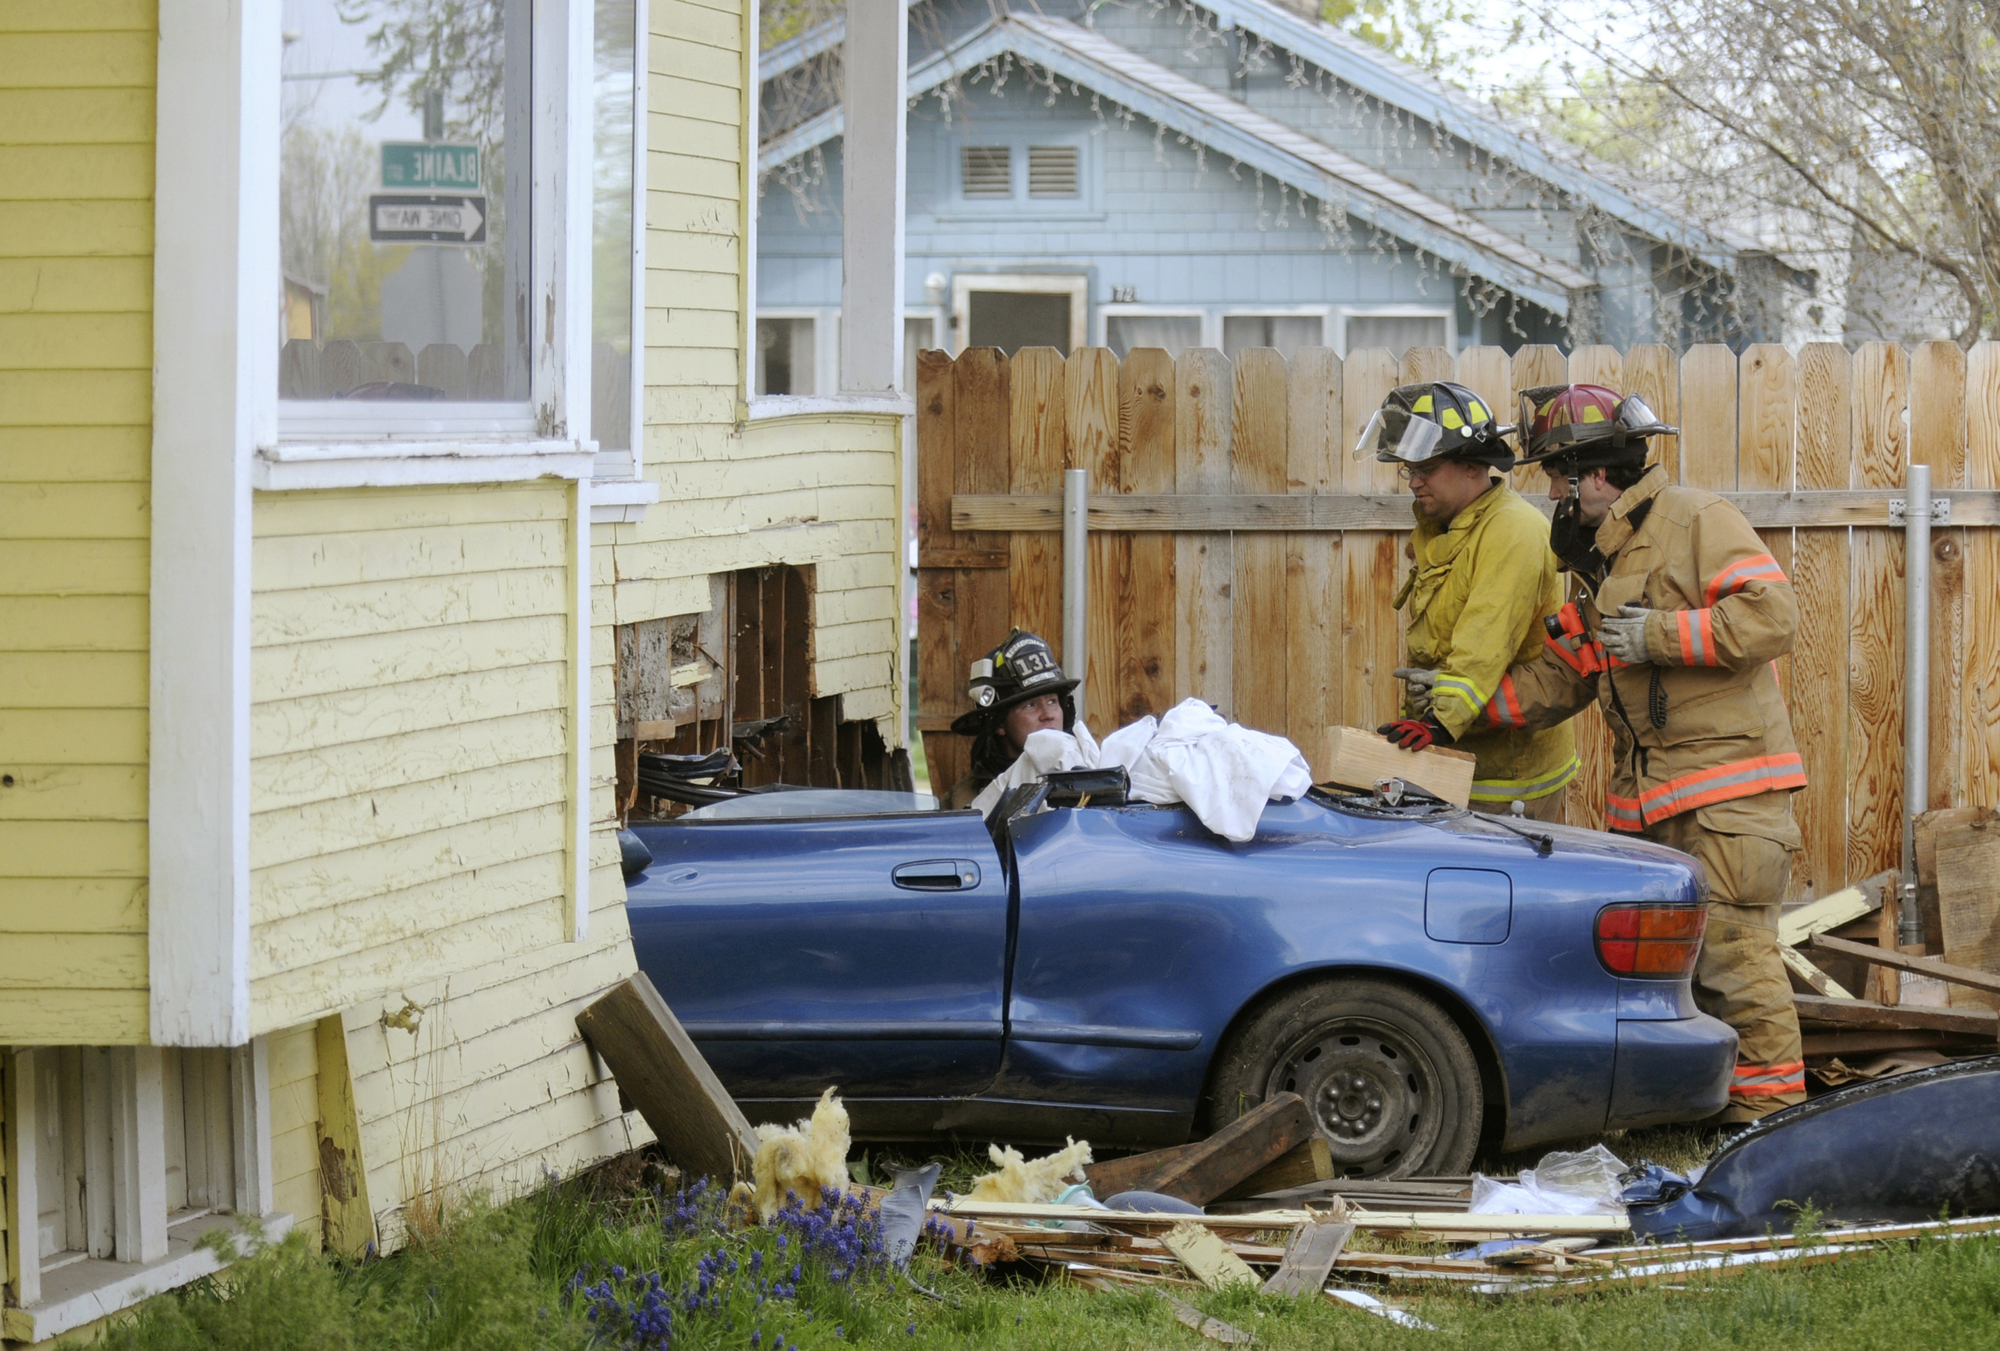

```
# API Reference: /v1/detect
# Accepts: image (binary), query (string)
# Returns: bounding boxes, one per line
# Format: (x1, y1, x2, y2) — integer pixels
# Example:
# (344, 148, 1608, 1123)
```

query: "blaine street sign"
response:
(369, 194, 488, 244)
(381, 141, 480, 190)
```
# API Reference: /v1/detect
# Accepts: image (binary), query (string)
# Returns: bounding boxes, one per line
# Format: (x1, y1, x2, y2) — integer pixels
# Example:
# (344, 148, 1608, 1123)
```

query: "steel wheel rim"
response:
(1263, 1015, 1443, 1178)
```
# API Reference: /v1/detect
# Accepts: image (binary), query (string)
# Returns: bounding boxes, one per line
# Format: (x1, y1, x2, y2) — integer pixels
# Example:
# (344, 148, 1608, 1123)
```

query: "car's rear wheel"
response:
(1204, 977, 1483, 1179)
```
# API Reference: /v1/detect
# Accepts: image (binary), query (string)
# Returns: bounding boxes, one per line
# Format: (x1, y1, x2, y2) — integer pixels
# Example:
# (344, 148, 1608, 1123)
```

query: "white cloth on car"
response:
(967, 697, 1313, 843)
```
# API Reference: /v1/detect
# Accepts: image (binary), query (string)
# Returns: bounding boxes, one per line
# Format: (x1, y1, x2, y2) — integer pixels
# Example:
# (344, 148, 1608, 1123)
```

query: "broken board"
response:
(1806, 932, 2000, 998)
(1083, 1092, 1315, 1204)
(1163, 1221, 1262, 1291)
(1935, 819, 2000, 1013)
(1263, 1220, 1353, 1297)
(575, 973, 760, 1182)
(1314, 725, 1477, 808)
(1219, 1135, 1334, 1201)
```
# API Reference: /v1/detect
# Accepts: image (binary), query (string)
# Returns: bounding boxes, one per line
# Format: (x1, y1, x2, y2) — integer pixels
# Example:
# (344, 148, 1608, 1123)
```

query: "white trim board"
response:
(149, 0, 272, 1046)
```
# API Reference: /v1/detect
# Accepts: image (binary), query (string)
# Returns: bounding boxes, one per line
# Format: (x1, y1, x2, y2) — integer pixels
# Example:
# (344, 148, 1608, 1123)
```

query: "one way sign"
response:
(369, 194, 488, 244)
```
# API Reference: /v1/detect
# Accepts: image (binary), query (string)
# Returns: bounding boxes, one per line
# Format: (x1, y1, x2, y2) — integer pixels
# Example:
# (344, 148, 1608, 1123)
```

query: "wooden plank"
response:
(1314, 725, 1477, 807)
(1848, 343, 1909, 885)
(1871, 884, 1902, 1005)
(1565, 345, 1621, 390)
(1008, 346, 1067, 660)
(1068, 347, 1120, 737)
(1777, 875, 1887, 946)
(1453, 346, 1511, 434)
(1792, 992, 1997, 1035)
(1176, 348, 1234, 715)
(1935, 820, 2000, 1014)
(937, 1198, 1627, 1236)
(942, 348, 1013, 791)
(573, 973, 758, 1182)
(1082, 1092, 1315, 1205)
(1679, 344, 1739, 489)
(1963, 344, 2000, 808)
(1117, 347, 1178, 725)
(1793, 342, 1852, 895)
(1232, 348, 1289, 735)
(1621, 345, 1681, 483)
(1340, 349, 1403, 731)
(1286, 347, 1342, 760)
(1263, 1222, 1354, 1298)
(1159, 1292, 1255, 1342)
(1807, 931, 2000, 997)
(314, 1014, 377, 1256)
(1163, 1221, 1262, 1291)
(1800, 1029, 1988, 1057)
(1221, 1135, 1333, 1202)
(1911, 340, 1967, 819)
(1780, 944, 1854, 1000)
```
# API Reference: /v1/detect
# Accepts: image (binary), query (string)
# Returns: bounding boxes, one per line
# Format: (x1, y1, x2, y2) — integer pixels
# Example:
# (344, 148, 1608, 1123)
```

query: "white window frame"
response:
(1097, 303, 1209, 356)
(2, 1044, 289, 1344)
(752, 308, 824, 397)
(1218, 305, 1332, 355)
(593, 0, 654, 488)
(950, 273, 1090, 355)
(1335, 304, 1458, 357)
(259, 0, 598, 487)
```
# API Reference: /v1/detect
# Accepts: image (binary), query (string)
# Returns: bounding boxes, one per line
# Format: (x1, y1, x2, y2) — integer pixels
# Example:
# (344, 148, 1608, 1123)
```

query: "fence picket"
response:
(1009, 347, 1068, 664)
(1848, 342, 1910, 883)
(1566, 345, 1621, 389)
(915, 347, 963, 790)
(1176, 350, 1236, 714)
(1793, 342, 1853, 893)
(1739, 345, 1798, 702)
(1341, 350, 1404, 729)
(1287, 348, 1343, 759)
(1622, 345, 1681, 483)
(1964, 343, 2000, 808)
(1067, 348, 1121, 736)
(1911, 341, 1967, 821)
(1234, 349, 1291, 735)
(944, 347, 1014, 795)
(1680, 344, 1739, 489)
(1119, 348, 1180, 725)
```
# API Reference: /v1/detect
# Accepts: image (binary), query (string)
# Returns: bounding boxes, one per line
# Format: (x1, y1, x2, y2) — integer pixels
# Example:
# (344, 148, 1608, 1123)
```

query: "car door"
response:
(625, 809, 1008, 1104)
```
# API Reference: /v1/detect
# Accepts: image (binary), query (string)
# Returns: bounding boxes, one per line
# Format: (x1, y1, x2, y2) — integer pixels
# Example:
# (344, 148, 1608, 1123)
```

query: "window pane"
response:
(1345, 314, 1448, 361)
(967, 291, 1069, 354)
(1106, 314, 1201, 359)
(280, 0, 531, 401)
(1222, 314, 1323, 359)
(757, 318, 815, 395)
(593, 0, 636, 452)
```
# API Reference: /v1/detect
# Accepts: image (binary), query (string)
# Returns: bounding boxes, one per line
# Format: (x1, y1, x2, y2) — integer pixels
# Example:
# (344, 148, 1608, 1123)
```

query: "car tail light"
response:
(1596, 904, 1705, 977)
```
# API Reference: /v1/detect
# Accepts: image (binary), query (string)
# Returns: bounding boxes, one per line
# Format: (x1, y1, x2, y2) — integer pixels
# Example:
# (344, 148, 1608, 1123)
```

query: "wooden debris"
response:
(1082, 1093, 1315, 1204)
(1164, 1220, 1263, 1291)
(1220, 1135, 1334, 1201)
(1780, 943, 1855, 999)
(574, 974, 759, 1182)
(935, 1197, 1627, 1237)
(1778, 875, 1888, 947)
(1793, 993, 1998, 1036)
(1806, 931, 2000, 997)
(1315, 725, 1477, 808)
(1158, 1293, 1255, 1344)
(1935, 818, 2000, 1013)
(1262, 1221, 1352, 1297)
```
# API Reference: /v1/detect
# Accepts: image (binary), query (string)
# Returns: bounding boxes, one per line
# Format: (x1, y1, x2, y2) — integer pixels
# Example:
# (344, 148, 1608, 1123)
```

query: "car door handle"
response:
(892, 859, 980, 890)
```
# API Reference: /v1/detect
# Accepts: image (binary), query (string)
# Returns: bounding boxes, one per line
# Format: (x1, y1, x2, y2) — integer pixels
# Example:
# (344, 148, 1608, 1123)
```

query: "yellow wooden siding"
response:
(0, 3, 155, 1045)
(342, 558, 642, 1250)
(266, 1020, 323, 1248)
(247, 483, 578, 1036)
(597, 0, 902, 734)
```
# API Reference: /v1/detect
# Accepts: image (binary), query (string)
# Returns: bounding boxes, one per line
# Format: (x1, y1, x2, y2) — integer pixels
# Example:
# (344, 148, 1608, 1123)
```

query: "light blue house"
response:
(753, 0, 1807, 392)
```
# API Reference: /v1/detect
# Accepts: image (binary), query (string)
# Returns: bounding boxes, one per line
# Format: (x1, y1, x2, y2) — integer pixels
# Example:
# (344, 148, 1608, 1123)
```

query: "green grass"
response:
(85, 1149, 2000, 1351)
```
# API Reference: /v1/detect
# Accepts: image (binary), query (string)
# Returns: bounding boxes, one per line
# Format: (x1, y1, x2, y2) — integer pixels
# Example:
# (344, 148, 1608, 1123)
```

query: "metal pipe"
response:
(1901, 462, 1931, 947)
(1062, 468, 1088, 725)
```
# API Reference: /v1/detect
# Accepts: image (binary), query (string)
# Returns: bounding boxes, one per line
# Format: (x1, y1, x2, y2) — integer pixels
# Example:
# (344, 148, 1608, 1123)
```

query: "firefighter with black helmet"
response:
(1493, 383, 1806, 1123)
(1358, 381, 1578, 821)
(943, 629, 1081, 810)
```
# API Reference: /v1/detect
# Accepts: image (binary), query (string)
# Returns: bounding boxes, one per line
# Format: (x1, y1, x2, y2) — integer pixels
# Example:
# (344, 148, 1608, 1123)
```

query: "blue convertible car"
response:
(626, 783, 1736, 1178)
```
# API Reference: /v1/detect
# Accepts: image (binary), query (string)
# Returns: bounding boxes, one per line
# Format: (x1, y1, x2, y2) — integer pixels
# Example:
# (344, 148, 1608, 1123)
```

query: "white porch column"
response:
(838, 0, 908, 393)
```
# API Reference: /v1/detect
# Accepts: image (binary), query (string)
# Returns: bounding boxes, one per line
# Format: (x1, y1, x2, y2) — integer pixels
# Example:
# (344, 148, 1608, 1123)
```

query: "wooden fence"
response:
(915, 340, 2000, 900)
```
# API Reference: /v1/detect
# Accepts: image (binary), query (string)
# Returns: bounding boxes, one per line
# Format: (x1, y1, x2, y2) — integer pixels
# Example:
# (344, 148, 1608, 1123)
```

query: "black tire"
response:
(1204, 977, 1484, 1179)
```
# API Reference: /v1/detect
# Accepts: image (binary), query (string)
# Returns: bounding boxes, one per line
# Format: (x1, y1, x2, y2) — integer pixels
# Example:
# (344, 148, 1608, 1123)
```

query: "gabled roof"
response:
(760, 14, 1593, 312)
(1181, 0, 1758, 267)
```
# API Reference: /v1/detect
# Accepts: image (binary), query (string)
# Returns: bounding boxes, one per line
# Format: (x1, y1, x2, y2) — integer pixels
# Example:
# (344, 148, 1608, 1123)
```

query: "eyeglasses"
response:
(1397, 461, 1446, 482)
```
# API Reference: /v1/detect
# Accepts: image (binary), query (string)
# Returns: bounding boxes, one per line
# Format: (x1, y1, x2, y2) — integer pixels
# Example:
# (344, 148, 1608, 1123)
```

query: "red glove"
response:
(1377, 717, 1451, 752)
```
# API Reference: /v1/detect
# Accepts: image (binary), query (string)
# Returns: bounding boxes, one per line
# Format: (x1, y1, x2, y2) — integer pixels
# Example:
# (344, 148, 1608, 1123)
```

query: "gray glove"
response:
(1597, 603, 1654, 665)
(1393, 666, 1438, 716)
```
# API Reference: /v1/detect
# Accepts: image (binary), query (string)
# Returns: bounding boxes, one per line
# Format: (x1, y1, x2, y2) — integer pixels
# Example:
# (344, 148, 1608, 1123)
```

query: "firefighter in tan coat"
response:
(1498, 384, 1806, 1122)
(1354, 382, 1577, 820)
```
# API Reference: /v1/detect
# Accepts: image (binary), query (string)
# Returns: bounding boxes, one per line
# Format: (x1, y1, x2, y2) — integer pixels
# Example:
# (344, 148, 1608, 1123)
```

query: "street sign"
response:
(381, 141, 480, 190)
(369, 194, 488, 244)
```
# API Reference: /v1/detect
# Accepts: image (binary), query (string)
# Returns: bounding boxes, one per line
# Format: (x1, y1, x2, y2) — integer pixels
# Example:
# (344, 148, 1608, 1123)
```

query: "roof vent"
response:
(1028, 145, 1079, 199)
(961, 146, 1011, 199)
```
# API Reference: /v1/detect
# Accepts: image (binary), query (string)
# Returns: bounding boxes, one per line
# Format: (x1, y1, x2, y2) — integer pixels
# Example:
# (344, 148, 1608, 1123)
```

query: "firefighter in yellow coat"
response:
(1498, 384, 1806, 1122)
(1355, 382, 1577, 820)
